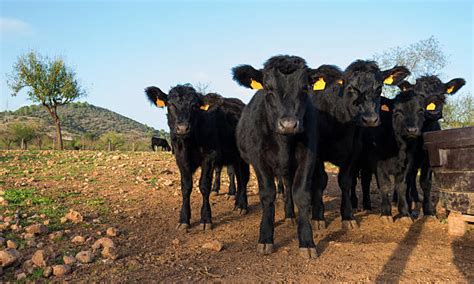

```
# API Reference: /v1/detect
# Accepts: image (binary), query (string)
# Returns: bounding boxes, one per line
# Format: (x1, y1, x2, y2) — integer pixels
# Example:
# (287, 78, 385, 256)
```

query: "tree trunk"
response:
(21, 138, 25, 150)
(108, 141, 111, 151)
(45, 105, 63, 150)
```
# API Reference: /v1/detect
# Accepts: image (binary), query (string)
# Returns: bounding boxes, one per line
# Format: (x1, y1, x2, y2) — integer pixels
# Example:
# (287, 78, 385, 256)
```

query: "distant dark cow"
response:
(211, 165, 236, 197)
(352, 76, 465, 216)
(279, 61, 409, 229)
(145, 84, 249, 231)
(233, 55, 321, 258)
(151, 137, 171, 151)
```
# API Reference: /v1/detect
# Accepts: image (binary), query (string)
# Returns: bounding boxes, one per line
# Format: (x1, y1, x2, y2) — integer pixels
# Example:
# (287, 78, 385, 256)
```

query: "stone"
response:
(6, 240, 17, 249)
(106, 227, 119, 237)
(202, 240, 224, 252)
(52, 265, 71, 276)
(65, 210, 83, 223)
(49, 231, 64, 241)
(0, 248, 20, 267)
(43, 266, 53, 277)
(101, 246, 119, 260)
(71, 235, 86, 244)
(31, 250, 48, 267)
(25, 223, 48, 235)
(75, 250, 94, 263)
(63, 255, 76, 265)
(92, 238, 115, 251)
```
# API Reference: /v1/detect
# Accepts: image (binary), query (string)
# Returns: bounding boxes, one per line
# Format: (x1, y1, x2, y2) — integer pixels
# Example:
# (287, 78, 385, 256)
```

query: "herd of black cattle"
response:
(144, 55, 465, 258)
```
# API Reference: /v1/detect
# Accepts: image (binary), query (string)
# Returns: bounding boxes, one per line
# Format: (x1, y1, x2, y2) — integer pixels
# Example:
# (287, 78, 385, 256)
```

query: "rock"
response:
(106, 227, 119, 237)
(112, 155, 121, 160)
(43, 266, 52, 277)
(71, 235, 85, 244)
(25, 223, 48, 235)
(16, 272, 27, 280)
(52, 264, 71, 276)
(63, 255, 76, 265)
(22, 259, 35, 274)
(65, 210, 83, 223)
(6, 240, 17, 249)
(75, 250, 94, 263)
(0, 248, 20, 267)
(60, 217, 68, 224)
(101, 246, 119, 260)
(202, 240, 224, 252)
(92, 238, 115, 251)
(24, 233, 35, 239)
(31, 250, 48, 267)
(49, 231, 64, 241)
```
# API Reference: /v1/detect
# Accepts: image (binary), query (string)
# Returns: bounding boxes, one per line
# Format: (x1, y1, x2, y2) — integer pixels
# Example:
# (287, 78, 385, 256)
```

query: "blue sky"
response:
(1, 0, 472, 131)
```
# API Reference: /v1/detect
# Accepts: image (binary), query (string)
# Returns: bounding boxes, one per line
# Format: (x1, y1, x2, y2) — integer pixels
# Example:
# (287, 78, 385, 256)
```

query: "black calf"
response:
(151, 136, 171, 151)
(145, 85, 249, 231)
(233, 55, 320, 258)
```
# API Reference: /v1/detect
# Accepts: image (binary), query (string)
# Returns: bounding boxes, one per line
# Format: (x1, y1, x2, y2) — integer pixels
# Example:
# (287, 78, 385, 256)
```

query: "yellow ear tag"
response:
(250, 79, 263, 90)
(384, 75, 394, 85)
(337, 79, 343, 85)
(156, 99, 166, 107)
(426, 103, 436, 111)
(313, 78, 326, 91)
(381, 104, 390, 112)
(200, 104, 210, 111)
(446, 86, 454, 94)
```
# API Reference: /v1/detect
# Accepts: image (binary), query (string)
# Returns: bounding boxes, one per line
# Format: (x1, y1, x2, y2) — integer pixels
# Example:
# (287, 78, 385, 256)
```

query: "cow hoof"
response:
(257, 243, 274, 255)
(285, 218, 296, 227)
(226, 195, 236, 201)
(199, 223, 213, 231)
(396, 216, 413, 224)
(312, 220, 326, 230)
(176, 223, 190, 231)
(342, 220, 358, 230)
(380, 216, 394, 223)
(299, 247, 318, 259)
(237, 208, 248, 215)
(210, 191, 219, 197)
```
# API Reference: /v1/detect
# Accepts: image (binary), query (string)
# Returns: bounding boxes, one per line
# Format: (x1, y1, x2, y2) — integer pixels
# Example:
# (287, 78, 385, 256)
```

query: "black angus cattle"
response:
(233, 55, 321, 258)
(280, 61, 409, 229)
(211, 165, 236, 197)
(151, 136, 171, 151)
(145, 85, 249, 231)
(356, 91, 426, 221)
(351, 76, 466, 216)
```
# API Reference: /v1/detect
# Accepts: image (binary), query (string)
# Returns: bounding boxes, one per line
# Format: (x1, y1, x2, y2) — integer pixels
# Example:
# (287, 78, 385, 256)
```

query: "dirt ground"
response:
(1, 150, 473, 282)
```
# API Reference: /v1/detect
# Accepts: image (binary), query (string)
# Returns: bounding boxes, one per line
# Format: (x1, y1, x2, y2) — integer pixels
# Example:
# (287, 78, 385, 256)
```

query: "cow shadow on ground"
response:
(451, 233, 474, 281)
(374, 218, 426, 282)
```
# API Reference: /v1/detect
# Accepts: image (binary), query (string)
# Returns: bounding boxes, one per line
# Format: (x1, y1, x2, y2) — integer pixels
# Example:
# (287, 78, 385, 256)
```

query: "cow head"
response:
(342, 60, 410, 127)
(398, 76, 465, 121)
(232, 55, 318, 135)
(145, 84, 222, 136)
(391, 92, 425, 140)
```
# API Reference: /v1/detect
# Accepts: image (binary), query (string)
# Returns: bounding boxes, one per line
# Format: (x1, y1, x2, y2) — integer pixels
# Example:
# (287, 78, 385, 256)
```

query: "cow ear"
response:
(444, 78, 465, 95)
(201, 93, 223, 112)
(232, 65, 263, 90)
(310, 65, 344, 91)
(398, 80, 413, 92)
(145, 86, 168, 108)
(382, 66, 410, 85)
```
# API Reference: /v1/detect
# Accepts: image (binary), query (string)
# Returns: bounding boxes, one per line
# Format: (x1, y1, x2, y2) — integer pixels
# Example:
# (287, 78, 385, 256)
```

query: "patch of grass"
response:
(86, 197, 105, 206)
(3, 188, 53, 207)
(29, 268, 44, 280)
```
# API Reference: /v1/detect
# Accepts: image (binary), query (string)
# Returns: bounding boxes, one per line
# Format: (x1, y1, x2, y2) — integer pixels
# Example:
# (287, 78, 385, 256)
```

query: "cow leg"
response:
(199, 158, 214, 230)
(211, 165, 222, 196)
(255, 168, 276, 255)
(283, 175, 296, 226)
(234, 161, 249, 215)
(293, 155, 317, 259)
(276, 177, 285, 200)
(178, 169, 193, 231)
(420, 159, 435, 216)
(405, 169, 417, 217)
(311, 161, 327, 230)
(394, 173, 411, 223)
(228, 165, 237, 196)
(338, 165, 357, 229)
(361, 167, 373, 210)
(375, 168, 393, 223)
(350, 172, 359, 210)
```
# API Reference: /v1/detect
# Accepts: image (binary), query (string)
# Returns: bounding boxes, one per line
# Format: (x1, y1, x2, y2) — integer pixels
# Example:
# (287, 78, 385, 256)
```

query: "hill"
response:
(1, 102, 161, 139)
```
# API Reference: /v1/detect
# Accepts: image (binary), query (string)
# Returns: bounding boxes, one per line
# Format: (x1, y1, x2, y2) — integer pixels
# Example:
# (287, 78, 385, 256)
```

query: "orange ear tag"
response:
(313, 78, 326, 91)
(337, 79, 343, 85)
(446, 86, 454, 94)
(381, 104, 390, 112)
(384, 75, 394, 85)
(156, 99, 166, 107)
(426, 103, 436, 111)
(200, 105, 210, 111)
(250, 79, 263, 90)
